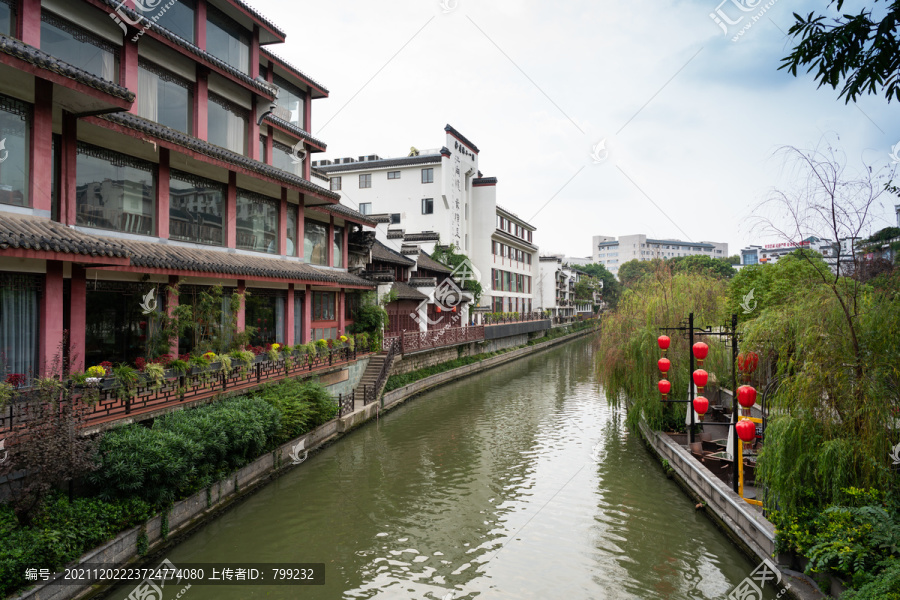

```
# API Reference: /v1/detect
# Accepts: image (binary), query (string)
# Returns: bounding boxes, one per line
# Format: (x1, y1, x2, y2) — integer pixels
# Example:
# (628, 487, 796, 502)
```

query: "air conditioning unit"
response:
(367, 155, 380, 161)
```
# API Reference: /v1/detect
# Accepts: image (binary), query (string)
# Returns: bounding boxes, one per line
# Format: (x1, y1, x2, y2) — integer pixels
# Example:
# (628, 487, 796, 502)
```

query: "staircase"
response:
(353, 353, 389, 406)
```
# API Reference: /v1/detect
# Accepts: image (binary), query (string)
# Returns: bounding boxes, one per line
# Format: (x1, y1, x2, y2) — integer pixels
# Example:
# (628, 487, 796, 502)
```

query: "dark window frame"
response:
(330, 176, 342, 191)
(168, 169, 226, 246)
(359, 173, 372, 189)
(421, 168, 434, 184)
(387, 171, 401, 180)
(421, 198, 433, 215)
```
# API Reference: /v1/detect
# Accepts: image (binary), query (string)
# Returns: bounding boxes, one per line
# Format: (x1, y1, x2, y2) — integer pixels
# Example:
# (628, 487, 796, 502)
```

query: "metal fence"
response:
(382, 325, 484, 354)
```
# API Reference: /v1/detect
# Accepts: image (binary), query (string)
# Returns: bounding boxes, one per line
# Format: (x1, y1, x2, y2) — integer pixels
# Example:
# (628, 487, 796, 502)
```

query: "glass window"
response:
(330, 176, 341, 191)
(236, 190, 278, 254)
(0, 0, 15, 36)
(272, 140, 302, 176)
(312, 292, 336, 321)
(304, 220, 328, 266)
(390, 213, 400, 225)
(345, 293, 360, 320)
(138, 60, 192, 134)
(387, 171, 400, 180)
(421, 168, 434, 184)
(40, 13, 118, 82)
(0, 94, 30, 207)
(85, 282, 159, 366)
(76, 143, 156, 236)
(293, 292, 304, 343)
(0, 274, 39, 383)
(421, 198, 433, 214)
(333, 225, 343, 267)
(154, 0, 194, 43)
(312, 327, 337, 341)
(259, 136, 266, 163)
(208, 94, 247, 154)
(359, 173, 371, 188)
(169, 170, 224, 245)
(286, 203, 298, 257)
(359, 202, 372, 215)
(273, 75, 305, 126)
(206, 6, 249, 74)
(246, 291, 285, 346)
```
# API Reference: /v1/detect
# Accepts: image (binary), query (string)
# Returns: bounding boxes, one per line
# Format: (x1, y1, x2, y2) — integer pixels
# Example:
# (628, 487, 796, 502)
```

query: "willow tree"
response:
(747, 139, 900, 512)
(595, 262, 729, 431)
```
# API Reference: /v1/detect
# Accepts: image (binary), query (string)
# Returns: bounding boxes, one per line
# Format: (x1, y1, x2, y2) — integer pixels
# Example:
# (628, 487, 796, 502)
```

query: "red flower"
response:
(139, 321, 147, 329)
(135, 357, 147, 372)
(100, 361, 113, 376)
(179, 353, 190, 362)
(5, 373, 26, 388)
(152, 354, 174, 367)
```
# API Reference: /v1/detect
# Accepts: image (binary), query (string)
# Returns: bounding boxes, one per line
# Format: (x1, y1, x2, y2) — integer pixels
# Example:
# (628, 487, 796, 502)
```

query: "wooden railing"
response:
(383, 325, 484, 354)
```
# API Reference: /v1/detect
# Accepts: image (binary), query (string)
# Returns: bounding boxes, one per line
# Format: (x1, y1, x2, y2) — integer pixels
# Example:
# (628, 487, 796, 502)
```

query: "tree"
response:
(617, 259, 660, 288)
(669, 255, 736, 279)
(573, 276, 601, 304)
(430, 244, 483, 305)
(724, 254, 741, 265)
(781, 1, 900, 103)
(573, 262, 621, 308)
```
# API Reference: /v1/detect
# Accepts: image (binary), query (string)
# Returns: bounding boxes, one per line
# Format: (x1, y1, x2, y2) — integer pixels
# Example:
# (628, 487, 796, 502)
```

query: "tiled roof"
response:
(473, 177, 498, 185)
(391, 281, 428, 301)
(0, 34, 135, 103)
(404, 231, 440, 242)
(229, 0, 287, 39)
(95, 0, 276, 97)
(102, 237, 373, 286)
(307, 203, 378, 227)
(371, 240, 415, 266)
(97, 112, 339, 201)
(416, 251, 452, 274)
(310, 167, 329, 182)
(263, 114, 327, 149)
(444, 124, 480, 153)
(260, 48, 329, 96)
(317, 153, 443, 173)
(0, 213, 129, 258)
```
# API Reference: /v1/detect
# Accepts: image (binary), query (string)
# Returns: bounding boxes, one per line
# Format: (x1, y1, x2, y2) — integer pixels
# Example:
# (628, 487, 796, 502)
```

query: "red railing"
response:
(383, 325, 484, 354)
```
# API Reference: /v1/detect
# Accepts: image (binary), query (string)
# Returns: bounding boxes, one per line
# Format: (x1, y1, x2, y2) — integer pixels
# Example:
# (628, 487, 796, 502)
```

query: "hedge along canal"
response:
(93, 334, 782, 600)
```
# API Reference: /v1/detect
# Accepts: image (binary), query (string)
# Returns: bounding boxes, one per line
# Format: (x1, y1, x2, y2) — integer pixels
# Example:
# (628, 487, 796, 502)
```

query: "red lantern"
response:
(737, 385, 757, 408)
(436, 306, 442, 313)
(736, 419, 756, 442)
(658, 379, 671, 399)
(693, 396, 709, 420)
(738, 351, 759, 375)
(657, 335, 671, 352)
(658, 357, 671, 374)
(692, 342, 709, 363)
(692, 369, 708, 390)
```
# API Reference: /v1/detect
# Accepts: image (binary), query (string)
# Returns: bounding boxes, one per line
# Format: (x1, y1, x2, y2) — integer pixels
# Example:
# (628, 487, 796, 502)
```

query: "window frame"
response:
(421, 198, 433, 215)
(421, 168, 434, 184)
(359, 173, 372, 189)
(168, 169, 226, 246)
(387, 171, 401, 180)
(330, 176, 342, 191)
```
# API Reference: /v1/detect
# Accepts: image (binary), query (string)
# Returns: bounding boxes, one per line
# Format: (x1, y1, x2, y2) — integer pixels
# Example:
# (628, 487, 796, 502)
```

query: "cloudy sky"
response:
(258, 0, 899, 259)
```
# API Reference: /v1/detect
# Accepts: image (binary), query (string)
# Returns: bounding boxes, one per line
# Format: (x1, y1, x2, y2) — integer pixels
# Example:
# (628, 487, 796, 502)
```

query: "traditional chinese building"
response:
(0, 0, 376, 380)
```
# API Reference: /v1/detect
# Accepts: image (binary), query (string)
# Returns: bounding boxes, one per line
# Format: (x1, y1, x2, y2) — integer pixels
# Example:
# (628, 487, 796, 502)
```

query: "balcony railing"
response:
(483, 311, 547, 325)
(383, 325, 484, 354)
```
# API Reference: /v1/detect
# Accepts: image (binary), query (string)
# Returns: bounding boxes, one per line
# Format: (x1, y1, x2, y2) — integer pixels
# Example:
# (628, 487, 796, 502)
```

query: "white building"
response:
(741, 236, 858, 274)
(314, 125, 539, 313)
(536, 257, 593, 321)
(593, 234, 729, 277)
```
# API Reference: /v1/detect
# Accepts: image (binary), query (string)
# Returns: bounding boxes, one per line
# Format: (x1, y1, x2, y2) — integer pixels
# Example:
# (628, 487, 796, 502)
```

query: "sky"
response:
(256, 0, 900, 259)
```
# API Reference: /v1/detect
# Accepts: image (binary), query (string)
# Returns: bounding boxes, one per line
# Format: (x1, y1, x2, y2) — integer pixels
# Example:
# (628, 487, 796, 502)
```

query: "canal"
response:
(107, 337, 777, 599)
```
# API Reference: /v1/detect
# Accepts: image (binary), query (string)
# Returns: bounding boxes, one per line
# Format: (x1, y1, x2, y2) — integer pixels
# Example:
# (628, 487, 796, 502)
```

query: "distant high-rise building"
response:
(592, 234, 728, 277)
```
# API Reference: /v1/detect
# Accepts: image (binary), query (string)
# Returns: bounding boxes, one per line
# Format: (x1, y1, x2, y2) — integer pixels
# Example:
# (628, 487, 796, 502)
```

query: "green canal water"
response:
(106, 337, 779, 599)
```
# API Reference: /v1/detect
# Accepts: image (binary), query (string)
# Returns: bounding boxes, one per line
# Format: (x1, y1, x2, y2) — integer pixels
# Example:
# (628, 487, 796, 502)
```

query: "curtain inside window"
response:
(294, 294, 303, 343)
(275, 297, 285, 345)
(226, 111, 244, 154)
(138, 67, 159, 122)
(0, 285, 38, 381)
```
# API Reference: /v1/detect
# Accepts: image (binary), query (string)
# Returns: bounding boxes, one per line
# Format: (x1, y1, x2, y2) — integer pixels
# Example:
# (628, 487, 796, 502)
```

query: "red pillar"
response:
(297, 195, 305, 261)
(30, 79, 53, 212)
(225, 171, 237, 248)
(338, 291, 345, 336)
(194, 67, 209, 140)
(68, 265, 86, 373)
(60, 113, 78, 226)
(285, 284, 295, 346)
(18, 0, 40, 46)
(277, 187, 287, 255)
(248, 97, 260, 160)
(39, 261, 64, 377)
(342, 225, 349, 269)
(303, 91, 312, 180)
(194, 0, 207, 50)
(121, 39, 139, 113)
(157, 148, 170, 238)
(302, 285, 312, 343)
(167, 275, 179, 357)
(236, 280, 246, 335)
(327, 216, 334, 267)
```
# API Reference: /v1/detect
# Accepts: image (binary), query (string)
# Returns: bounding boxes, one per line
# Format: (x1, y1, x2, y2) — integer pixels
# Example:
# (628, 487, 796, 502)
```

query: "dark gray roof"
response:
(227, 0, 287, 40)
(444, 124, 479, 153)
(416, 251, 452, 274)
(307, 203, 378, 227)
(95, 0, 276, 97)
(0, 213, 129, 258)
(0, 34, 135, 103)
(391, 281, 428, 301)
(97, 112, 339, 201)
(371, 240, 415, 266)
(104, 237, 373, 286)
(473, 177, 498, 185)
(263, 114, 327, 149)
(318, 153, 443, 173)
(261, 48, 329, 96)
(311, 167, 329, 182)
(404, 232, 440, 242)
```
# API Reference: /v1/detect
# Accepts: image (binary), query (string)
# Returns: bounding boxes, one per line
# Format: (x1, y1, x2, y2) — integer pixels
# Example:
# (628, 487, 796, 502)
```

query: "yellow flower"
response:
(87, 366, 106, 378)
(271, 343, 280, 351)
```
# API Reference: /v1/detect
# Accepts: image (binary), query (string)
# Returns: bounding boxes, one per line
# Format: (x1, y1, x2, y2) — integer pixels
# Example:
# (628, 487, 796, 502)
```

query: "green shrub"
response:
(250, 378, 338, 444)
(0, 495, 151, 597)
(90, 396, 279, 505)
(841, 558, 900, 600)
